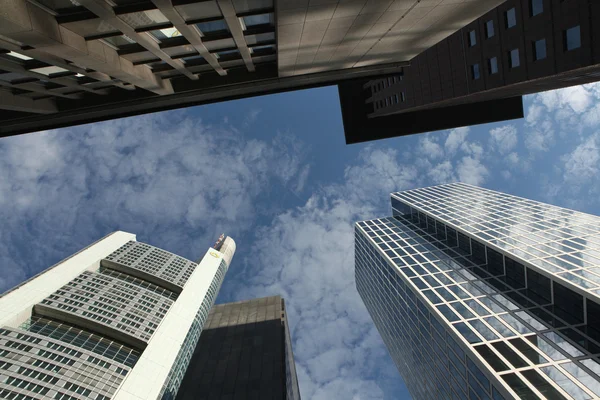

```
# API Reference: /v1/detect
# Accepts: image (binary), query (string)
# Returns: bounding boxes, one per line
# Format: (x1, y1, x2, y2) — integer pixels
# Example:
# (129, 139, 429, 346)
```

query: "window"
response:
(148, 27, 181, 41)
(468, 30, 477, 47)
(533, 39, 547, 60)
(509, 48, 520, 68)
(505, 8, 516, 29)
(564, 25, 581, 51)
(471, 63, 481, 80)
(530, 0, 543, 16)
(242, 13, 273, 29)
(196, 20, 229, 36)
(488, 57, 498, 74)
(400, 92, 406, 102)
(485, 20, 495, 38)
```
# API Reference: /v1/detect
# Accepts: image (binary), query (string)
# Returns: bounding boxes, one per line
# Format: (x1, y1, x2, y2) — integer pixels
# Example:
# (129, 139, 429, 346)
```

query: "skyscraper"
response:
(0, 231, 235, 400)
(175, 295, 301, 400)
(356, 183, 600, 399)
(340, 0, 600, 144)
(0, 0, 508, 136)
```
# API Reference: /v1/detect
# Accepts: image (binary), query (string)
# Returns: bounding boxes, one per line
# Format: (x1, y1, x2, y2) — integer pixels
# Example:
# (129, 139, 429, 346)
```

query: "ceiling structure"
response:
(0, 0, 504, 135)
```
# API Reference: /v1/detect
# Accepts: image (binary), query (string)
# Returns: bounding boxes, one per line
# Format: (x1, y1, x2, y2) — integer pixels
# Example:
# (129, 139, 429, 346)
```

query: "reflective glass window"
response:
(527, 335, 567, 361)
(196, 20, 229, 35)
(455, 322, 482, 343)
(505, 8, 517, 29)
(530, 0, 543, 16)
(501, 374, 539, 399)
(509, 48, 520, 68)
(526, 268, 551, 302)
(533, 39, 547, 61)
(475, 345, 509, 372)
(491, 342, 528, 368)
(468, 30, 477, 47)
(564, 26, 581, 51)
(509, 338, 548, 364)
(540, 366, 591, 399)
(242, 13, 273, 28)
(485, 20, 495, 38)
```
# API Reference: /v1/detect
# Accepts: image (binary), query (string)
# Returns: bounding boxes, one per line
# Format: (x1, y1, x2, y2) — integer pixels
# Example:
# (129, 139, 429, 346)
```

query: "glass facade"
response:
(356, 183, 600, 399)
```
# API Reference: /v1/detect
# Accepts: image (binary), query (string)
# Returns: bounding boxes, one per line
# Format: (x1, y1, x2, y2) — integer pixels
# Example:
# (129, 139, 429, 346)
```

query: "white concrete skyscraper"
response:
(356, 183, 600, 400)
(0, 231, 235, 400)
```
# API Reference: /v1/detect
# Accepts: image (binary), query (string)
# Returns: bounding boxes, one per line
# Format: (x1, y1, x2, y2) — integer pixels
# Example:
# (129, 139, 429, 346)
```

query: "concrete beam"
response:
(76, 0, 197, 80)
(0, 38, 135, 91)
(0, 56, 107, 95)
(151, 0, 226, 76)
(0, 90, 57, 114)
(0, 79, 81, 99)
(216, 0, 255, 72)
(0, 0, 172, 94)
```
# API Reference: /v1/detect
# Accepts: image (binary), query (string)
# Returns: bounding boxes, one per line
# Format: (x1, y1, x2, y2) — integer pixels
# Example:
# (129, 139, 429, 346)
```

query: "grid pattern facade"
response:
(38, 269, 176, 343)
(104, 241, 197, 290)
(392, 183, 600, 296)
(0, 0, 275, 113)
(0, 319, 137, 400)
(160, 259, 228, 400)
(356, 183, 600, 400)
(0, 238, 220, 400)
(356, 219, 505, 400)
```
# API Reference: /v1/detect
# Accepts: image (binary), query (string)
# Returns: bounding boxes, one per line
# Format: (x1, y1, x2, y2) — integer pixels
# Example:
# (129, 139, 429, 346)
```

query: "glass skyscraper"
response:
(356, 182, 600, 400)
(0, 231, 235, 400)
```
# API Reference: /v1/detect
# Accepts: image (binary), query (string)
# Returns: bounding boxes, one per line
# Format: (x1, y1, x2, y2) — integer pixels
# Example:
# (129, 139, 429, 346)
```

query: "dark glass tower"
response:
(356, 183, 600, 399)
(175, 295, 301, 400)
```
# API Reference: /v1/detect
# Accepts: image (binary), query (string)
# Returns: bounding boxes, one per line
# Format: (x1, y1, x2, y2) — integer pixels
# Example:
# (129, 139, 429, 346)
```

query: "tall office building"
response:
(0, 0, 513, 137)
(340, 0, 600, 143)
(356, 183, 600, 399)
(0, 231, 235, 399)
(175, 295, 301, 400)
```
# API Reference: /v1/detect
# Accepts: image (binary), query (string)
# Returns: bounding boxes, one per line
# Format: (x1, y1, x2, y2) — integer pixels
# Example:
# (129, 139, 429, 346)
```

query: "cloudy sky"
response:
(1, 82, 599, 399)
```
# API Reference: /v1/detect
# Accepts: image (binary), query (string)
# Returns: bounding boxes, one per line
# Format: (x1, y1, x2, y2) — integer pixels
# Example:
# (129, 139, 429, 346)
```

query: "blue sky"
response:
(1, 82, 599, 399)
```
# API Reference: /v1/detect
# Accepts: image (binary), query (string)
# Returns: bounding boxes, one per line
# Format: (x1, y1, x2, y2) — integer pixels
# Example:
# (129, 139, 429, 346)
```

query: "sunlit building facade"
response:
(356, 182, 600, 399)
(0, 231, 235, 400)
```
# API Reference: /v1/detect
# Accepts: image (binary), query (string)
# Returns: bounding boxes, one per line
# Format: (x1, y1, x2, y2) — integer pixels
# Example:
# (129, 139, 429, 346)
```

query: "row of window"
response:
(371, 75, 404, 94)
(469, 26, 581, 80)
(469, 0, 551, 48)
(373, 92, 406, 110)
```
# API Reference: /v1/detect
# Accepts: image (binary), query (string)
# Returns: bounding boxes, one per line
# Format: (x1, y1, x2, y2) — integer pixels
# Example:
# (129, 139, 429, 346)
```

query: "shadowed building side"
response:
(175, 295, 301, 400)
(341, 0, 600, 144)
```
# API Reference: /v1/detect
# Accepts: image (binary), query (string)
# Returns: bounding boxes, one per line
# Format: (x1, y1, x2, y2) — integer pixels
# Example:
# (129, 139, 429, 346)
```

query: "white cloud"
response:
(525, 124, 554, 152)
(456, 156, 488, 185)
(538, 85, 593, 114)
(343, 147, 418, 203)
(0, 112, 307, 292)
(444, 127, 469, 154)
(460, 141, 484, 158)
(525, 103, 544, 126)
(428, 161, 455, 184)
(507, 152, 520, 167)
(489, 125, 518, 154)
(419, 136, 443, 160)
(562, 133, 600, 183)
(227, 146, 416, 400)
(582, 103, 600, 128)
